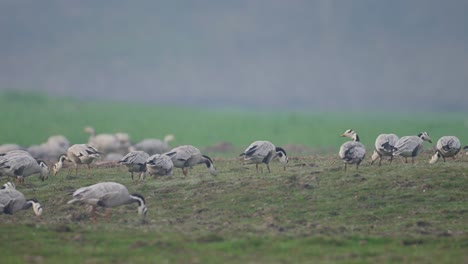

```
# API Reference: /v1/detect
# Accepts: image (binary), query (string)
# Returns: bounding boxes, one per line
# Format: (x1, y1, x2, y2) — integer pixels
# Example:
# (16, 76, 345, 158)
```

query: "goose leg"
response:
(182, 168, 188, 176)
(443, 156, 446, 162)
(87, 164, 92, 177)
(378, 158, 382, 167)
(131, 172, 134, 181)
(92, 206, 98, 224)
(389, 156, 393, 164)
(405, 157, 408, 163)
(256, 164, 259, 173)
(105, 208, 110, 222)
(75, 165, 78, 177)
(267, 164, 271, 173)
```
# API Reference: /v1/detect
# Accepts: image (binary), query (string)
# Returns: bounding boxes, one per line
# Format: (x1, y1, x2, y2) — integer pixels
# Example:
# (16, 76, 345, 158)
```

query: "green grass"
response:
(1, 91, 467, 153)
(1, 91, 467, 263)
(1, 154, 467, 263)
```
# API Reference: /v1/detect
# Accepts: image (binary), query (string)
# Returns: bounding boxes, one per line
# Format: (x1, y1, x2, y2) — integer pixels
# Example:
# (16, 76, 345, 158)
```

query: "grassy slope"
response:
(0, 92, 467, 263)
(1, 154, 467, 263)
(1, 91, 467, 152)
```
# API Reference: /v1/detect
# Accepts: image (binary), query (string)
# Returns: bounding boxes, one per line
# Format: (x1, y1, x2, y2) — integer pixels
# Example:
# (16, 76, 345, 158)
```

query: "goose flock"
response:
(1, 126, 466, 222)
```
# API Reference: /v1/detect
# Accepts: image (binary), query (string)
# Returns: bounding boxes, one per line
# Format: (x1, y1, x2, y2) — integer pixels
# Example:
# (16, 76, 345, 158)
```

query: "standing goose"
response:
(240, 141, 288, 173)
(429, 136, 461, 164)
(0, 152, 49, 183)
(118, 151, 150, 180)
(392, 132, 432, 164)
(0, 182, 43, 217)
(53, 144, 101, 177)
(370, 133, 399, 166)
(67, 182, 147, 223)
(146, 154, 174, 177)
(339, 129, 366, 171)
(164, 145, 216, 176)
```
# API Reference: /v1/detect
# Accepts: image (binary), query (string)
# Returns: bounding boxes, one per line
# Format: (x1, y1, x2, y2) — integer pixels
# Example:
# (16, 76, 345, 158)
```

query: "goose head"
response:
(341, 129, 360, 141)
(429, 151, 441, 164)
(418, 132, 432, 143)
(53, 154, 68, 176)
(275, 147, 288, 170)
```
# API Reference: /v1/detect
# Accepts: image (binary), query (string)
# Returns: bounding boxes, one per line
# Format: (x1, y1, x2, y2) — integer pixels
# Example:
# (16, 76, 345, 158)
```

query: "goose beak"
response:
(340, 134, 345, 137)
(428, 140, 432, 143)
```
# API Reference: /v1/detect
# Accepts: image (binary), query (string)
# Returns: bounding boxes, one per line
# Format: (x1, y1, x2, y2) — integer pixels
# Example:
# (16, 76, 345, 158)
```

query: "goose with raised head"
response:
(118, 151, 149, 180)
(429, 136, 461, 164)
(164, 145, 216, 176)
(339, 129, 366, 171)
(53, 144, 101, 177)
(67, 182, 147, 223)
(0, 152, 49, 183)
(370, 133, 399, 166)
(393, 132, 432, 163)
(146, 154, 174, 177)
(0, 182, 43, 217)
(240, 141, 288, 173)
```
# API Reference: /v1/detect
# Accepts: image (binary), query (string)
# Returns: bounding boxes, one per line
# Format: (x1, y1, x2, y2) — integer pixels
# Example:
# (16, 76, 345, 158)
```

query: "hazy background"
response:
(1, 0, 467, 111)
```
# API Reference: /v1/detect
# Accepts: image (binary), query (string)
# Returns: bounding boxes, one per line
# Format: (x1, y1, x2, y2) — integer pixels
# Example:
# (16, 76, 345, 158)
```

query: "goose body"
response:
(118, 151, 149, 180)
(240, 141, 288, 173)
(429, 136, 461, 163)
(67, 182, 147, 222)
(0, 152, 49, 183)
(84, 126, 129, 155)
(371, 133, 399, 166)
(146, 154, 174, 176)
(164, 145, 216, 176)
(130, 135, 175, 155)
(393, 132, 432, 163)
(0, 182, 42, 217)
(339, 129, 366, 171)
(53, 144, 101, 176)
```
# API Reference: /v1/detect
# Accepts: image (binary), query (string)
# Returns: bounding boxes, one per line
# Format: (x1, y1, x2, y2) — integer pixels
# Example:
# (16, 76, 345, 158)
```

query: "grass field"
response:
(1, 91, 467, 263)
(1, 91, 468, 153)
(1, 154, 467, 263)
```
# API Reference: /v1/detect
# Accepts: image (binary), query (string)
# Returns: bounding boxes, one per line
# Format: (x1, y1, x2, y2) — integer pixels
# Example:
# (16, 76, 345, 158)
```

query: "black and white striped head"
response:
(37, 160, 50, 178)
(418, 132, 432, 143)
(341, 129, 359, 141)
(1, 182, 15, 190)
(53, 154, 68, 176)
(429, 151, 441, 164)
(203, 155, 217, 175)
(131, 193, 148, 218)
(28, 198, 43, 217)
(275, 147, 288, 165)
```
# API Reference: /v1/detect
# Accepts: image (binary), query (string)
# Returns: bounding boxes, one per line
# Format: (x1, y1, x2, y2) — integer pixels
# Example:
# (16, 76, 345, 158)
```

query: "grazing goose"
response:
(146, 154, 174, 177)
(0, 152, 49, 183)
(429, 136, 461, 164)
(240, 141, 288, 173)
(118, 151, 150, 180)
(27, 135, 70, 160)
(129, 134, 175, 155)
(0, 182, 43, 217)
(392, 132, 432, 164)
(339, 129, 366, 171)
(67, 182, 147, 223)
(164, 145, 216, 176)
(53, 144, 101, 177)
(370, 133, 399, 166)
(0, 144, 24, 154)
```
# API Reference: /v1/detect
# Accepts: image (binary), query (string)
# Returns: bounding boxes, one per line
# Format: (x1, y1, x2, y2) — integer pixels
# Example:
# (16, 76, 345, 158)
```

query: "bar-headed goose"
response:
(67, 182, 147, 223)
(164, 145, 216, 176)
(0, 182, 43, 217)
(370, 133, 399, 166)
(53, 144, 101, 177)
(240, 141, 288, 173)
(429, 136, 461, 164)
(339, 129, 366, 171)
(0, 152, 49, 183)
(146, 154, 174, 177)
(118, 151, 149, 180)
(392, 132, 432, 163)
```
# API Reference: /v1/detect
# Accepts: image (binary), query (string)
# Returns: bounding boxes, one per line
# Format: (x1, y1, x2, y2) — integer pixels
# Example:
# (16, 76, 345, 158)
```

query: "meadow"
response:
(0, 91, 467, 263)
